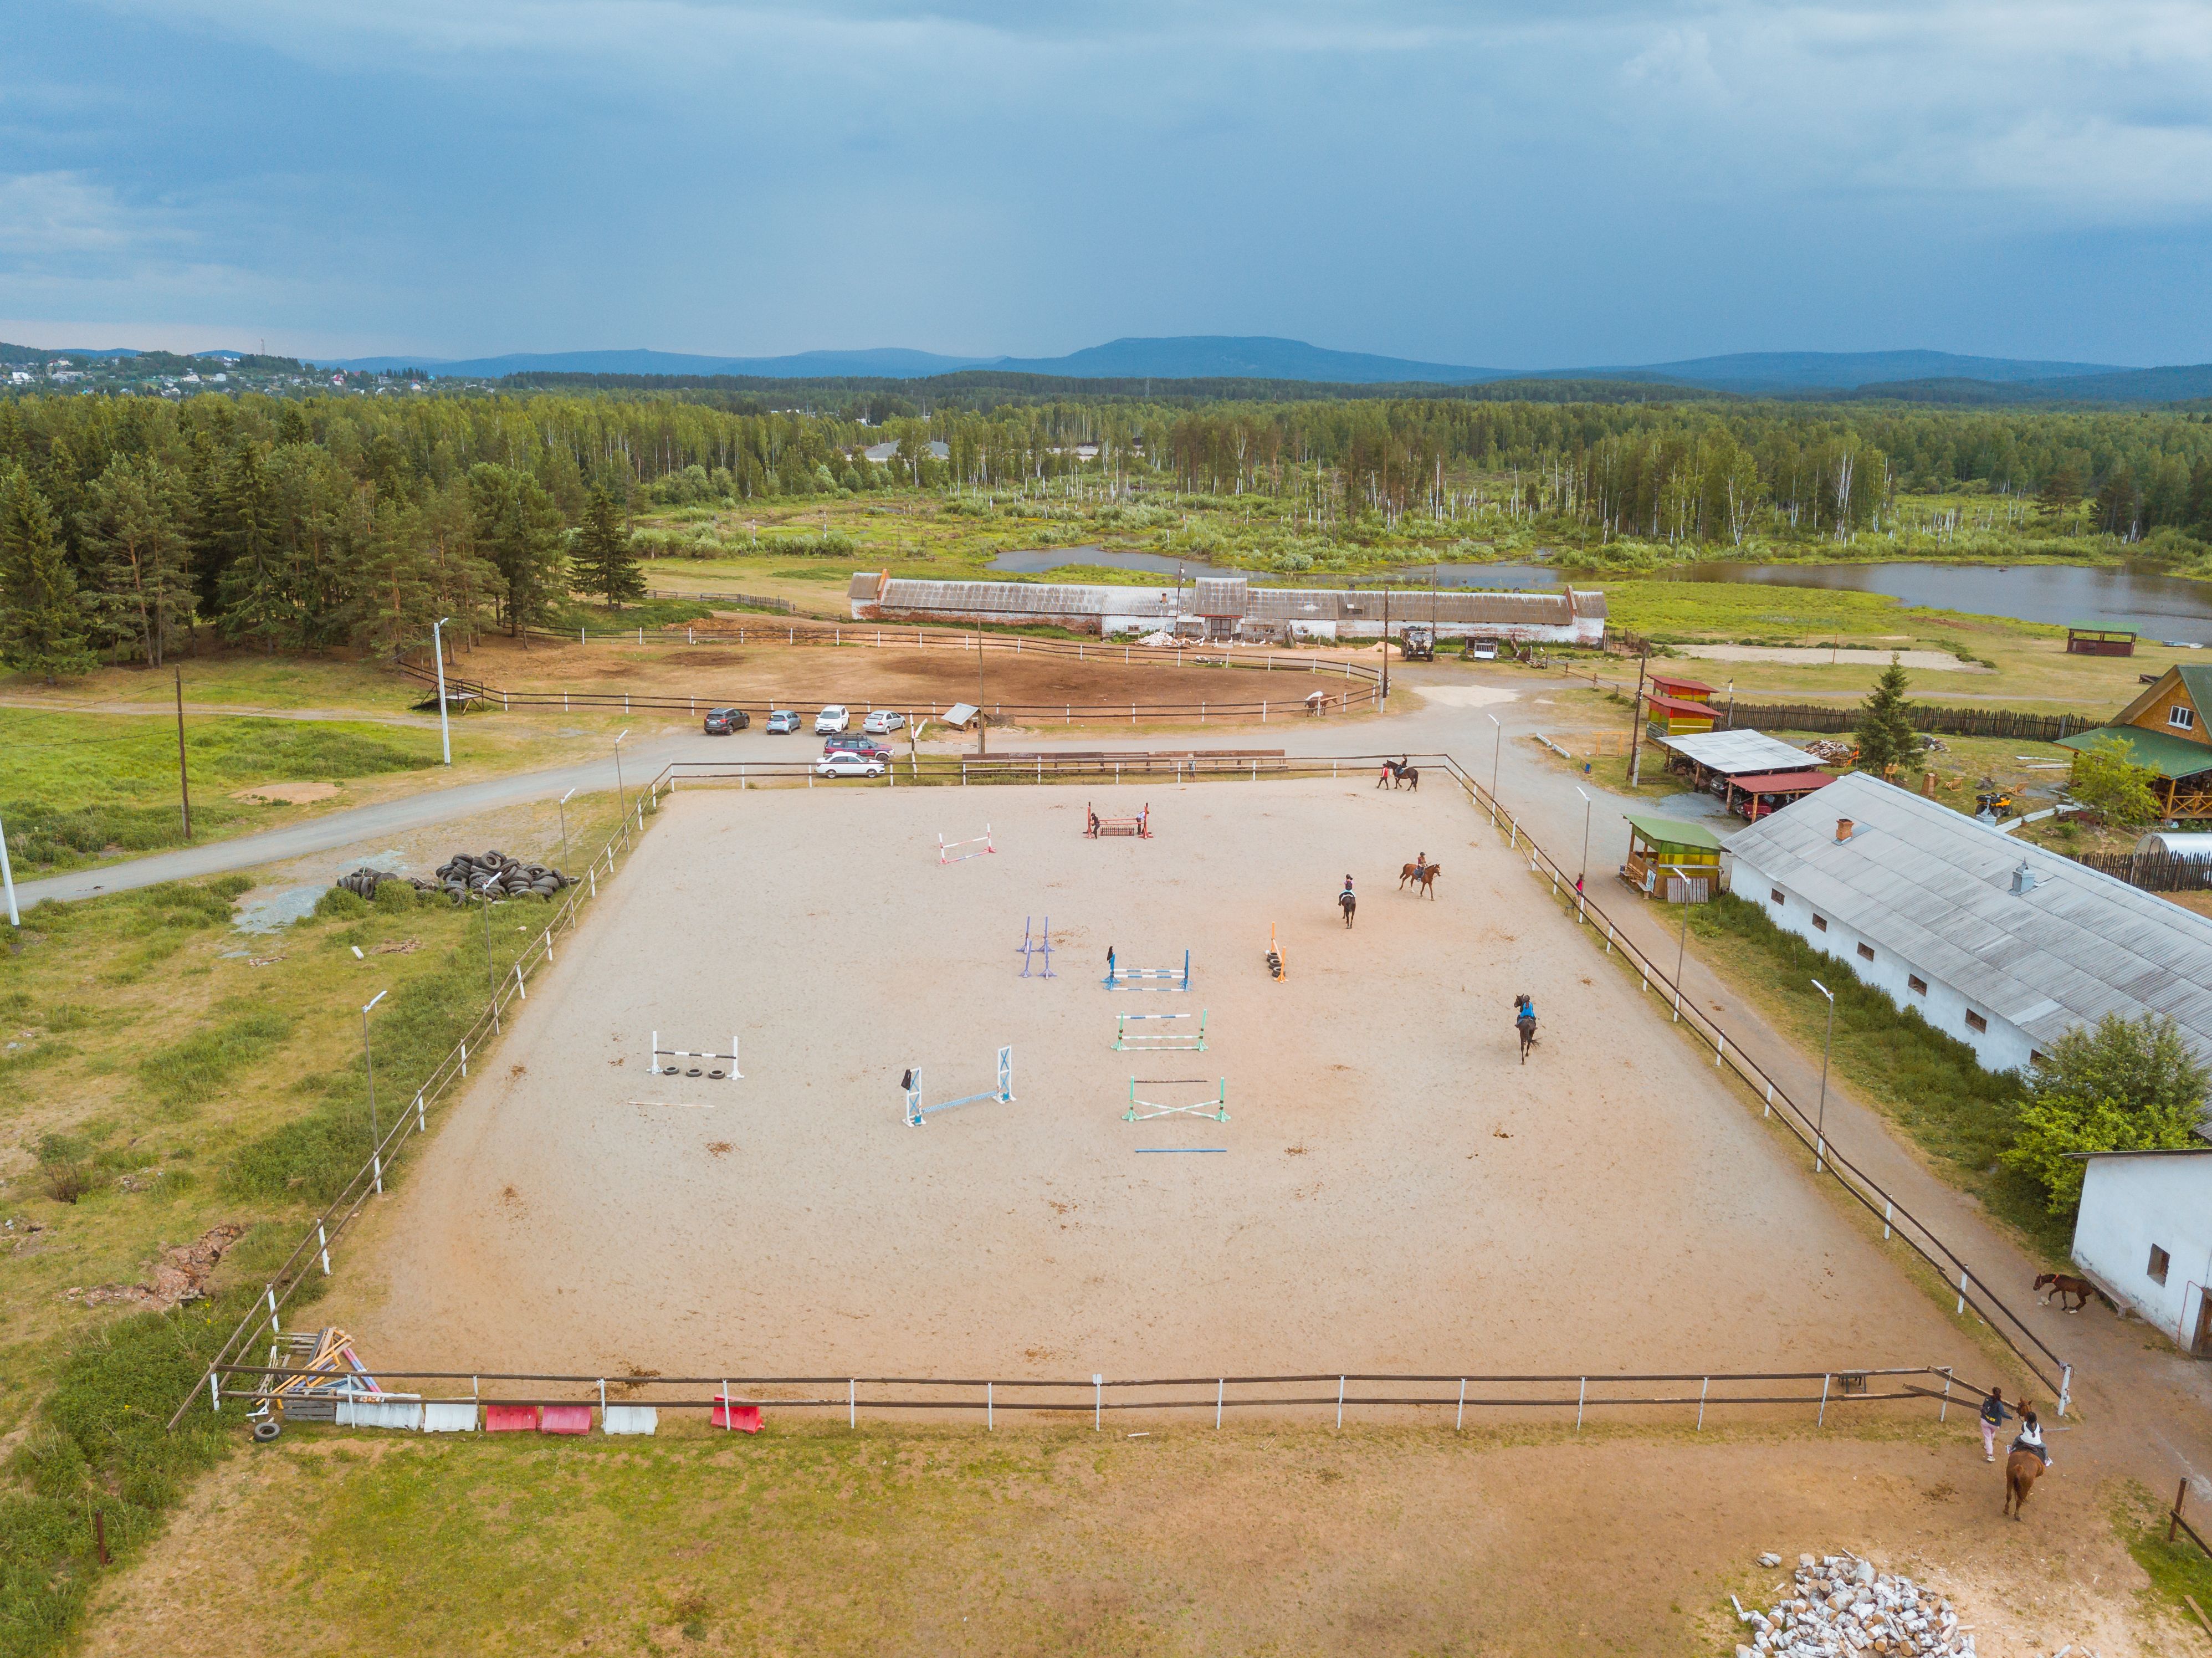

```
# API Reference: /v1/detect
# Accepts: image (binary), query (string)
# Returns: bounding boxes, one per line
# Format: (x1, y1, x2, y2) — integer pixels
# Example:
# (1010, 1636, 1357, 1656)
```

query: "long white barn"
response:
(847, 571, 1606, 646)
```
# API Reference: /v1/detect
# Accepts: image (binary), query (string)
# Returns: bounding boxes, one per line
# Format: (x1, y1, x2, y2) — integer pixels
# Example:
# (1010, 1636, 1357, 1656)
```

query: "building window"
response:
(1812, 915, 1827, 932)
(1908, 975, 1928, 996)
(1965, 1010, 1988, 1034)
(1857, 943, 1875, 962)
(1770, 888, 1785, 907)
(2171, 704, 2197, 730)
(2149, 1245, 2170, 1285)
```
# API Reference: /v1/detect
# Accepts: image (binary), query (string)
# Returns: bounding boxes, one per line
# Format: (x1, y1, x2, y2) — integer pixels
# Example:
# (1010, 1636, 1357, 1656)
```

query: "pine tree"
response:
(214, 447, 296, 652)
(1853, 654, 1922, 777)
(573, 487, 644, 608)
(0, 468, 97, 680)
(81, 454, 196, 667)
(468, 464, 566, 639)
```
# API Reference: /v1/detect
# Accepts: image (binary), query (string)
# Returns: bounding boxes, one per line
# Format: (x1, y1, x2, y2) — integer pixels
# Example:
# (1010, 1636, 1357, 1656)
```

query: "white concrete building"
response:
(2069, 1148, 2212, 1354)
(1724, 772, 2212, 1079)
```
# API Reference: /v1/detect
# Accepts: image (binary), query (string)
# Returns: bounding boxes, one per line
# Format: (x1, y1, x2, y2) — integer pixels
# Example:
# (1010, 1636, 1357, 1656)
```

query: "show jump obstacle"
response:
(901, 1046, 1015, 1127)
(1266, 924, 1287, 982)
(1015, 915, 1056, 979)
(939, 826, 994, 865)
(1086, 802, 1151, 838)
(1125, 1077, 1229, 1123)
(650, 1033, 741, 1080)
(1102, 948, 1192, 992)
(1114, 1010, 1208, 1052)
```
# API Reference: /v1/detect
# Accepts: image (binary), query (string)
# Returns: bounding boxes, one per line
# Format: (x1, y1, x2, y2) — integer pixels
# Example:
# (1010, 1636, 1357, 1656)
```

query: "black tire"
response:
(252, 1419, 281, 1442)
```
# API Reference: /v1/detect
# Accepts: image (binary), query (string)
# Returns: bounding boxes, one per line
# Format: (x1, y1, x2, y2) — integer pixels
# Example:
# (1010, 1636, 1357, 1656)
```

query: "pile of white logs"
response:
(1732, 1553, 1973, 1657)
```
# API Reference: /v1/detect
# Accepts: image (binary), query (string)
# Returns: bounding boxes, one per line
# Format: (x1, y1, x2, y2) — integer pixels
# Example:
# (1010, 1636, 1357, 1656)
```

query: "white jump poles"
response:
(939, 826, 994, 865)
(1102, 948, 1191, 991)
(1125, 1077, 1228, 1123)
(902, 1046, 1015, 1127)
(651, 1033, 742, 1080)
(1114, 1010, 1207, 1052)
(1015, 916, 1056, 979)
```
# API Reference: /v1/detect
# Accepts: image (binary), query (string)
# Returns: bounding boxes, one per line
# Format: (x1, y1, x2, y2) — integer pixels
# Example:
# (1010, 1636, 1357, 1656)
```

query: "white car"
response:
(815, 705, 850, 734)
(815, 750, 884, 779)
(862, 709, 905, 735)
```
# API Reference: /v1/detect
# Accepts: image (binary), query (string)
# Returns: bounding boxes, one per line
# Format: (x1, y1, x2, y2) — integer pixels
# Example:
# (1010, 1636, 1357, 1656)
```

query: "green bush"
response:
(371, 878, 422, 913)
(314, 887, 369, 920)
(2003, 1014, 2209, 1212)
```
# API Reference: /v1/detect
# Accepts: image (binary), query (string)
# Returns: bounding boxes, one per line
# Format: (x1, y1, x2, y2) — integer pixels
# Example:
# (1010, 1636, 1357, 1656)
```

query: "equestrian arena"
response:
(326, 776, 1962, 1385)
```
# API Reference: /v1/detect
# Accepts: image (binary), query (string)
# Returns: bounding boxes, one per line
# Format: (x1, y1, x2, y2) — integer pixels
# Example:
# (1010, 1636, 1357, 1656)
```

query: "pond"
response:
(1665, 560, 2212, 645)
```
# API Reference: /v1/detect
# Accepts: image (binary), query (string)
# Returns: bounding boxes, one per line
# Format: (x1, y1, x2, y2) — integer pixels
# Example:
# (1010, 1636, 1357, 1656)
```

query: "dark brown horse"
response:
(1376, 758, 1420, 791)
(2003, 1448, 2042, 1519)
(2032, 1272, 2100, 1312)
(1399, 860, 1441, 898)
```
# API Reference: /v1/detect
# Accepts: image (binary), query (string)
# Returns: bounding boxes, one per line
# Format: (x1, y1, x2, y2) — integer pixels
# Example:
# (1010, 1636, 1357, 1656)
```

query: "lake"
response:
(1667, 560, 2212, 645)
(987, 545, 2212, 642)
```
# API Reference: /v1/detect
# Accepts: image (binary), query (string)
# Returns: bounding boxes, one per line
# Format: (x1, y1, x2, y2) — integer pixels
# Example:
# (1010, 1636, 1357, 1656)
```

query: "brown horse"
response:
(1399, 861, 1441, 898)
(2032, 1272, 2100, 1312)
(2003, 1449, 2042, 1519)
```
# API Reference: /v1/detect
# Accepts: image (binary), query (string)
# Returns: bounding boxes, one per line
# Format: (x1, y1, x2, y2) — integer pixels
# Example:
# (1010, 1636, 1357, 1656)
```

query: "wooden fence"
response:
(2067, 850, 2212, 892)
(642, 586, 792, 613)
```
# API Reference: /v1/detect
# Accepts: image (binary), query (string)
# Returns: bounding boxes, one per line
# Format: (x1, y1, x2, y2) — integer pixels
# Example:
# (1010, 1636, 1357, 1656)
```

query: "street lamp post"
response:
(1810, 978, 1836, 1173)
(0, 808, 18, 927)
(361, 989, 388, 1194)
(1666, 864, 1694, 1019)
(1574, 786, 1593, 886)
(431, 617, 453, 766)
(613, 728, 631, 820)
(557, 787, 576, 870)
(1484, 712, 1503, 811)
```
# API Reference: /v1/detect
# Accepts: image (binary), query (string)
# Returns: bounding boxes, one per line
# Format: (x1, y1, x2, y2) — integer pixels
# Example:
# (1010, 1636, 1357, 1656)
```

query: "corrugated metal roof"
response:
(865, 576, 1592, 628)
(1625, 815, 1724, 850)
(874, 579, 1176, 618)
(1726, 772, 2212, 1071)
(2056, 724, 2212, 779)
(1657, 729, 1822, 775)
(847, 571, 886, 600)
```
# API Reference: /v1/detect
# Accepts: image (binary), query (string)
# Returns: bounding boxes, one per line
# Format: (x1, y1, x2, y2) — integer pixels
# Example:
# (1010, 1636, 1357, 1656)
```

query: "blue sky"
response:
(5, 1, 2211, 366)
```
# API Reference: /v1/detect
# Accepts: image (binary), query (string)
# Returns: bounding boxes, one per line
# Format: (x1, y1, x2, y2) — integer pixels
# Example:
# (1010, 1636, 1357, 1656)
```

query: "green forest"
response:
(4, 387, 2212, 676)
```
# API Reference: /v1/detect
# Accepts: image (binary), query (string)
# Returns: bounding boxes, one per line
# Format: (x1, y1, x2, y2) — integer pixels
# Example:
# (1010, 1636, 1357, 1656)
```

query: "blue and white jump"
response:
(1113, 1010, 1207, 1051)
(1102, 948, 1191, 992)
(901, 1046, 1015, 1127)
(1015, 916, 1056, 979)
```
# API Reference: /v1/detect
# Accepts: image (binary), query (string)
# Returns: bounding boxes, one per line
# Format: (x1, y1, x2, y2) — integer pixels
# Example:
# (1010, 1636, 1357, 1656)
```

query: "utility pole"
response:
(1381, 587, 1391, 702)
(432, 617, 453, 765)
(975, 631, 987, 756)
(1627, 652, 1648, 786)
(174, 668, 192, 840)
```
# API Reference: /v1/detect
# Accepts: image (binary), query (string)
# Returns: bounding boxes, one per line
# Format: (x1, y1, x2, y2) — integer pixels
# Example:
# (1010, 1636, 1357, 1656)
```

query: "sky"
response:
(4, 1, 2212, 367)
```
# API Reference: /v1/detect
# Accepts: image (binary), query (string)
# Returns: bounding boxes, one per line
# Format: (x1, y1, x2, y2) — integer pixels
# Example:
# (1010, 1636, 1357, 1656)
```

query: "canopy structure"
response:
(1622, 813, 1724, 901)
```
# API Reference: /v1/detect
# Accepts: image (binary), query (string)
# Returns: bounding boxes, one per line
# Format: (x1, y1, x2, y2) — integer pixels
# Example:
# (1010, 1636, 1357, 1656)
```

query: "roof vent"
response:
(2010, 858, 2040, 895)
(1835, 818, 1853, 843)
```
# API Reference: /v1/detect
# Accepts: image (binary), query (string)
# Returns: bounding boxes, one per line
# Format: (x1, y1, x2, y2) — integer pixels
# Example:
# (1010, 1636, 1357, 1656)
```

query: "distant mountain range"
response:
(12, 332, 2212, 403)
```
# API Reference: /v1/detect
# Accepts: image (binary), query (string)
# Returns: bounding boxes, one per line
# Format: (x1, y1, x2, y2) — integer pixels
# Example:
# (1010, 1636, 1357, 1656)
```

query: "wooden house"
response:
(2056, 665, 2212, 819)
(1621, 815, 1724, 901)
(1643, 692, 1718, 738)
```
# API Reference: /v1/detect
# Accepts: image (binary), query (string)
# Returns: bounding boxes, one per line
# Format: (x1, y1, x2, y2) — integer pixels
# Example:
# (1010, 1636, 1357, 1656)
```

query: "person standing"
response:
(1978, 1386, 2011, 1462)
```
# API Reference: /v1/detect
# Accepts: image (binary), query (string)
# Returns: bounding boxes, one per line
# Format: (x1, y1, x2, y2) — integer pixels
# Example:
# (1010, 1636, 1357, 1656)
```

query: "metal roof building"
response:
(1725, 772, 2212, 1098)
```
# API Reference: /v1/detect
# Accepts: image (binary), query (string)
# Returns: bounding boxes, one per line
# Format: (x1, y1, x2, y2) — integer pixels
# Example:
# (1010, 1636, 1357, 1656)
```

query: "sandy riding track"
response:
(327, 780, 1963, 1383)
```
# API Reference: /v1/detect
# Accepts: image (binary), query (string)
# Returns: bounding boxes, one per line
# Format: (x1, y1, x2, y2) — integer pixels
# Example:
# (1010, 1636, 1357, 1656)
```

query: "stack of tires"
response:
(433, 850, 572, 903)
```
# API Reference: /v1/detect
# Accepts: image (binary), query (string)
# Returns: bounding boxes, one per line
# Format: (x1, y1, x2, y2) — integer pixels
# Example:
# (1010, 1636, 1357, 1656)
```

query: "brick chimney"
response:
(1836, 818, 1854, 843)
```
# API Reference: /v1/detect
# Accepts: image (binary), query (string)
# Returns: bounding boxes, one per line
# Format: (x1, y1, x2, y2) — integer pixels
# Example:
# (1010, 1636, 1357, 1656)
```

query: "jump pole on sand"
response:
(1113, 1010, 1207, 1051)
(649, 1033, 741, 1080)
(939, 826, 994, 865)
(1125, 1077, 1228, 1123)
(1102, 948, 1191, 991)
(1085, 801, 1150, 838)
(1015, 916, 1056, 979)
(1266, 924, 1287, 981)
(901, 1046, 1015, 1127)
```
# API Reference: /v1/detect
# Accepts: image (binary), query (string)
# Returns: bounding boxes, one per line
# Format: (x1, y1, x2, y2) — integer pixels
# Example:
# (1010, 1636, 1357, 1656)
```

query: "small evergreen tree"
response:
(80, 454, 197, 668)
(2004, 1013, 2209, 1213)
(1852, 654, 1923, 777)
(0, 468, 96, 679)
(573, 488, 644, 608)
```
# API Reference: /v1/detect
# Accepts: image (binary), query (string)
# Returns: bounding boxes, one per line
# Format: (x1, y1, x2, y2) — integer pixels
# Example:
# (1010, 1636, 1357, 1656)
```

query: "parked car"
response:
(862, 709, 905, 734)
(823, 735, 892, 762)
(815, 704, 850, 734)
(765, 709, 801, 734)
(815, 750, 885, 779)
(702, 706, 749, 735)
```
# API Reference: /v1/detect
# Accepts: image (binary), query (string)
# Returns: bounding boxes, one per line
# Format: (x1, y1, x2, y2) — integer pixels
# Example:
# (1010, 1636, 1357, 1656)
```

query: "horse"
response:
(1338, 888, 1357, 928)
(1376, 758, 1420, 791)
(2032, 1272, 2100, 1312)
(1399, 861, 1441, 898)
(1517, 1012, 1537, 1063)
(2002, 1448, 2042, 1519)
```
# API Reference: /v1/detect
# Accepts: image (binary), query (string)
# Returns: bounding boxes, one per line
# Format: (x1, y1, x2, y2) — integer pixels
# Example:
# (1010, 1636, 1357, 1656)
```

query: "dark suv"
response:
(823, 734, 892, 762)
(703, 707, 749, 735)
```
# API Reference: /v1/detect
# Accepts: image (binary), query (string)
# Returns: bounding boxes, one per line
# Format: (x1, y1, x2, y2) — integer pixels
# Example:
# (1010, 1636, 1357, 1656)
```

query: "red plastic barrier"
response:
(711, 1400, 763, 1433)
(484, 1405, 540, 1432)
(540, 1404, 592, 1435)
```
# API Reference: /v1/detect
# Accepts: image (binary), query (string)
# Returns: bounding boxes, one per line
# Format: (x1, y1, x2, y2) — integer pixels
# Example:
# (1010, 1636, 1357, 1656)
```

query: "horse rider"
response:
(2010, 1408, 2052, 1470)
(1339, 875, 1357, 925)
(1514, 991, 1535, 1023)
(1414, 851, 1429, 881)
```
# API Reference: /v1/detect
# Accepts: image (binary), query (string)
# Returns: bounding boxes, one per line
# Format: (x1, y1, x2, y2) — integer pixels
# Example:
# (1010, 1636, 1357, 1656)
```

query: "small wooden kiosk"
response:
(1621, 814, 1725, 902)
(2064, 624, 2137, 657)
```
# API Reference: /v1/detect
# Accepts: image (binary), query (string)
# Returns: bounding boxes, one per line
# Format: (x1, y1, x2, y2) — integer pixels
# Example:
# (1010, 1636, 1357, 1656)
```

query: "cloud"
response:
(0, 172, 157, 260)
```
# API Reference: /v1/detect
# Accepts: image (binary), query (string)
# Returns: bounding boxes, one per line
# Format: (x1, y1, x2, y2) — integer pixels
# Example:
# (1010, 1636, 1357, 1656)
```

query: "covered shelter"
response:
(1647, 673, 1716, 704)
(1621, 814, 1724, 902)
(2064, 623, 2137, 657)
(1643, 692, 1718, 738)
(1651, 729, 1834, 819)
